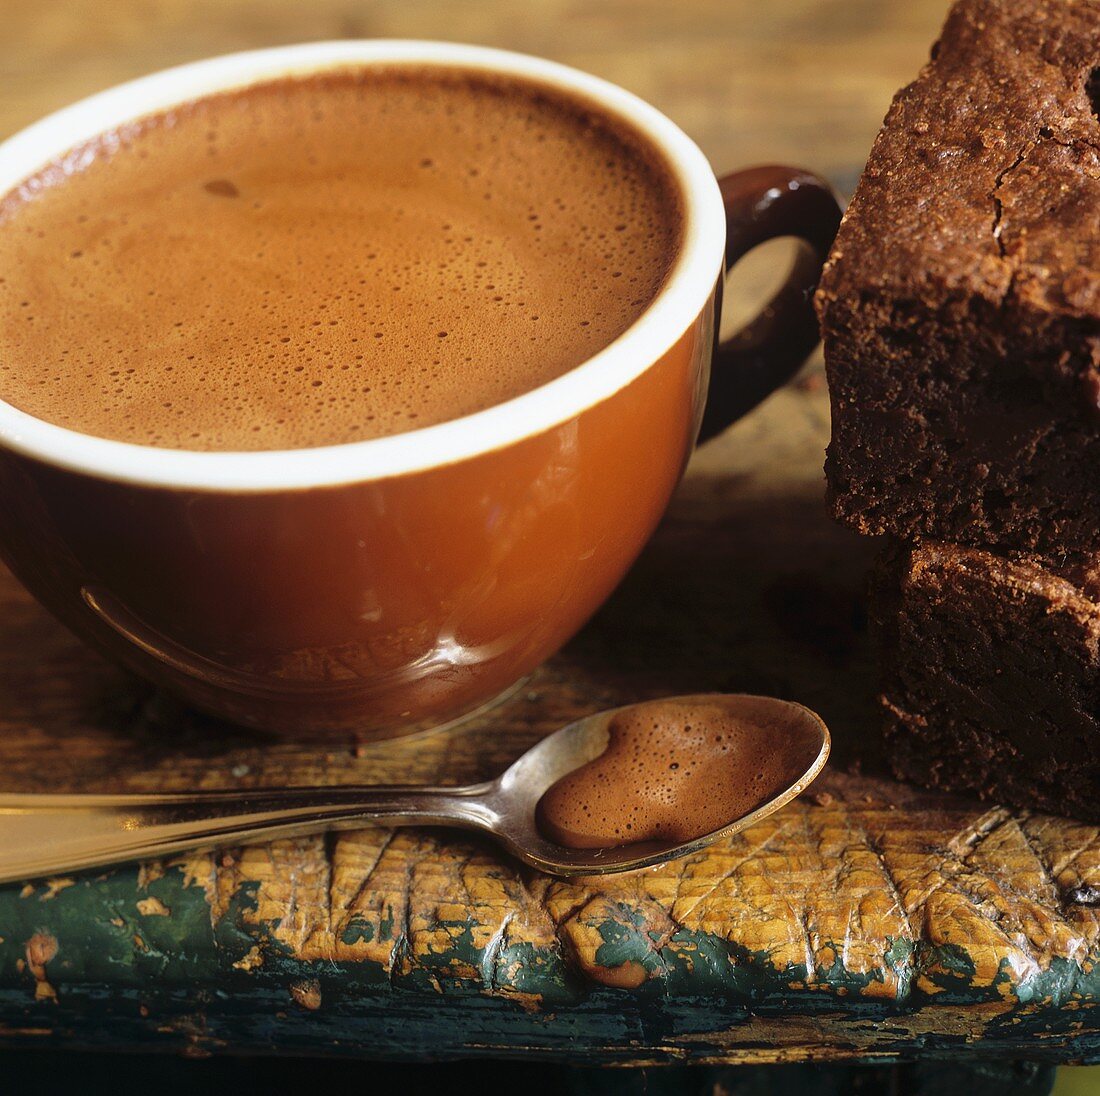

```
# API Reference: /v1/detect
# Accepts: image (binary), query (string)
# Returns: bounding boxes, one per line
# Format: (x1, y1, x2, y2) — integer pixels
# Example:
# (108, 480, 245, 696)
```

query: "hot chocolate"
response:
(0, 67, 681, 450)
(537, 697, 804, 849)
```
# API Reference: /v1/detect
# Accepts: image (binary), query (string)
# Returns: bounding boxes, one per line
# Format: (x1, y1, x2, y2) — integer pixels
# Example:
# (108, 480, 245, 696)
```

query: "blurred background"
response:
(1, 1, 1095, 1093)
(0, 0, 947, 197)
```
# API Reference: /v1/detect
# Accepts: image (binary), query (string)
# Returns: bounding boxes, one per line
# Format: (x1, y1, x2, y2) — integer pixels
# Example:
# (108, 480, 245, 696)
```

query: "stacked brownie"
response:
(814, 0, 1100, 821)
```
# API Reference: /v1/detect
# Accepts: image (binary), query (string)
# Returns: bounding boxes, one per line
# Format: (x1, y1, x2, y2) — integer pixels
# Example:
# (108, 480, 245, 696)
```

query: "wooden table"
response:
(1, 0, 1096, 1078)
(1, 374, 1098, 1069)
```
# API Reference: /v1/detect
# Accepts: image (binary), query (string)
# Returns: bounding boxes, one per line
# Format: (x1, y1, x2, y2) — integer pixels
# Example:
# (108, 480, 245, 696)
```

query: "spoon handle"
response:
(0, 785, 497, 884)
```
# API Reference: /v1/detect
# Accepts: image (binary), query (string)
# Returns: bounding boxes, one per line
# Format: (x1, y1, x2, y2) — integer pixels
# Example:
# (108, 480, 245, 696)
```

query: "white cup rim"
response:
(0, 40, 725, 490)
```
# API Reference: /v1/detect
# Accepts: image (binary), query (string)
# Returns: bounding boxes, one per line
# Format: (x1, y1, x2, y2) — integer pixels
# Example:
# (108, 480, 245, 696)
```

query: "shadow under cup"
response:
(0, 42, 840, 738)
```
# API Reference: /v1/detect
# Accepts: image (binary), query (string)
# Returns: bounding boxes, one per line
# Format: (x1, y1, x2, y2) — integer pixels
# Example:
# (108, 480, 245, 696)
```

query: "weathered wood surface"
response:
(5, 0, 1098, 1068)
(0, 374, 1098, 1064)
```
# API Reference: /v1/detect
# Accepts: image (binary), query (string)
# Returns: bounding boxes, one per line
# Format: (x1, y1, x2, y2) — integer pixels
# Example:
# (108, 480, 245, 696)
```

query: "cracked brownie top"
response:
(817, 0, 1100, 322)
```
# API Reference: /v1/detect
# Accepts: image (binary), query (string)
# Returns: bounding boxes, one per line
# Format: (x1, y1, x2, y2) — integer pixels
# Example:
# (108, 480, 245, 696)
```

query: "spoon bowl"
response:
(0, 693, 829, 883)
(486, 693, 830, 874)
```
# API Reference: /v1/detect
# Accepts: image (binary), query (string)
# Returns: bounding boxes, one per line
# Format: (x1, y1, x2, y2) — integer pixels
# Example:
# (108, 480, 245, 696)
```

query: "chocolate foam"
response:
(0, 67, 682, 450)
(536, 697, 814, 849)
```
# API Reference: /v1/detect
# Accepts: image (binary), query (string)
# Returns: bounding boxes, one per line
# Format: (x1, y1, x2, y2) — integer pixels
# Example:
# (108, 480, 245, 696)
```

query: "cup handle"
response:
(698, 165, 842, 441)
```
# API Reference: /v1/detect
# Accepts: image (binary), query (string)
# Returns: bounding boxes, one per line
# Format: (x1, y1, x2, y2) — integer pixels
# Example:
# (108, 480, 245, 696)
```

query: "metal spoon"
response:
(0, 693, 829, 883)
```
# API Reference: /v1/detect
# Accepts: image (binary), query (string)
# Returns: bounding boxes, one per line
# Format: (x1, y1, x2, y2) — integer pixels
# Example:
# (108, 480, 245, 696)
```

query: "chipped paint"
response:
(233, 946, 264, 972)
(289, 978, 322, 1011)
(23, 932, 57, 1002)
(39, 879, 75, 902)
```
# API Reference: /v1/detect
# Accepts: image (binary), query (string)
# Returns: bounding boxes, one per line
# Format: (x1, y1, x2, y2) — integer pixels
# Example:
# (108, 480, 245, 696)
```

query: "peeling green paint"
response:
(0, 864, 1097, 1062)
(340, 917, 374, 946)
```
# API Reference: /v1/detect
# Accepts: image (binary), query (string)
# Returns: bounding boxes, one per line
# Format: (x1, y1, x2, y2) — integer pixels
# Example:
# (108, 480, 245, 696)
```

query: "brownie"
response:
(872, 540, 1100, 822)
(816, 0, 1100, 553)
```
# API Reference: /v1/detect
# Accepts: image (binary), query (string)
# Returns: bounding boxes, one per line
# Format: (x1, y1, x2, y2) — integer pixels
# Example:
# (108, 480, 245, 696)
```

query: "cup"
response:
(0, 41, 840, 737)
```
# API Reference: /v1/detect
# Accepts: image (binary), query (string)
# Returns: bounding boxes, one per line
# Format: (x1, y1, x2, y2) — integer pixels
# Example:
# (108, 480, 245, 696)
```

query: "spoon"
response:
(0, 694, 829, 883)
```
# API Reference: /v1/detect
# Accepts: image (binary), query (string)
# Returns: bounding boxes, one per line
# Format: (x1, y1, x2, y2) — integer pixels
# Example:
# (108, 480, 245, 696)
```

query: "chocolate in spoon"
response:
(0, 694, 828, 882)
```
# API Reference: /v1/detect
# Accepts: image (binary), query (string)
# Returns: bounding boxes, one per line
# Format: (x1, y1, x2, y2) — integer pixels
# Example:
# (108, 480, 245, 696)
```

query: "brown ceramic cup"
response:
(0, 42, 841, 736)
